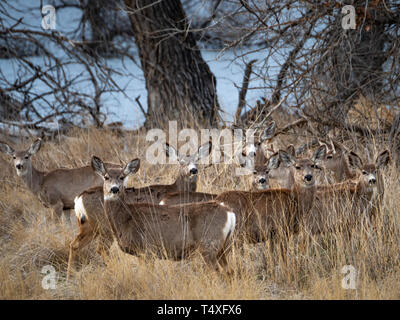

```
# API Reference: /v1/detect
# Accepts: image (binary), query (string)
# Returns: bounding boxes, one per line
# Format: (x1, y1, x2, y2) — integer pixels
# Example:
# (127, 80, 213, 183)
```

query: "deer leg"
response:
(217, 249, 234, 277)
(96, 230, 114, 259)
(51, 201, 64, 222)
(198, 242, 226, 274)
(67, 222, 95, 281)
(62, 209, 73, 224)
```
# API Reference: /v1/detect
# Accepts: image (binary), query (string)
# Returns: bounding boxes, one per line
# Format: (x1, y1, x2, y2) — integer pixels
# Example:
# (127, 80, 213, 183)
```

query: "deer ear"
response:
(235, 151, 246, 168)
(260, 121, 276, 141)
(287, 144, 295, 157)
(123, 158, 140, 176)
(279, 150, 295, 167)
(28, 139, 42, 156)
(312, 145, 327, 162)
(241, 157, 254, 173)
(164, 143, 178, 161)
(348, 151, 363, 170)
(0, 141, 15, 157)
(267, 153, 280, 170)
(376, 150, 390, 169)
(91, 156, 107, 178)
(196, 141, 212, 161)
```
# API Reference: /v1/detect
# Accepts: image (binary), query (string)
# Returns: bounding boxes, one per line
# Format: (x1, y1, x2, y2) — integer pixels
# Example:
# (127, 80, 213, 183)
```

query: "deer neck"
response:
(20, 164, 44, 195)
(103, 195, 131, 242)
(352, 179, 376, 215)
(360, 179, 376, 198)
(341, 155, 357, 181)
(172, 174, 197, 192)
(292, 182, 316, 215)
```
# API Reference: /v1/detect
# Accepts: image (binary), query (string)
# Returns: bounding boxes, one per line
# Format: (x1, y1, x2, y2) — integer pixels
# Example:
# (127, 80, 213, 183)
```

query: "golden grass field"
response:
(0, 127, 399, 299)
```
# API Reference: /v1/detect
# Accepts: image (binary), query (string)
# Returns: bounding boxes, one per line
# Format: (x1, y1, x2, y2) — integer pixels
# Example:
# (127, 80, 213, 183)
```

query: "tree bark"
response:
(124, 0, 220, 129)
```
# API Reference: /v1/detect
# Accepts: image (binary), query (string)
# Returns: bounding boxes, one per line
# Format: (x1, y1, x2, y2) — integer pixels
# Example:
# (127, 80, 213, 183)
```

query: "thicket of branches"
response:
(0, 0, 399, 151)
(0, 0, 138, 135)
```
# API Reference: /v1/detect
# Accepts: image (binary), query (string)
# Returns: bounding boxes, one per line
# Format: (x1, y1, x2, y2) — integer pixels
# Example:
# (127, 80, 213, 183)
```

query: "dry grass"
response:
(0, 128, 399, 300)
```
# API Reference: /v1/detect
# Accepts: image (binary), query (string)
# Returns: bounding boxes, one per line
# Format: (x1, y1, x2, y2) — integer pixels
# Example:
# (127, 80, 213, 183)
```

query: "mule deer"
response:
(67, 141, 212, 277)
(302, 149, 390, 235)
(0, 139, 119, 221)
(242, 121, 276, 165)
(159, 191, 216, 206)
(159, 152, 281, 206)
(91, 156, 236, 273)
(323, 138, 357, 183)
(239, 151, 280, 191)
(214, 145, 326, 243)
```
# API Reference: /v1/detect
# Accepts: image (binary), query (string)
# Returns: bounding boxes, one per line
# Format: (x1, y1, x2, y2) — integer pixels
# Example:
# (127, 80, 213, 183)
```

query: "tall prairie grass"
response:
(0, 128, 399, 299)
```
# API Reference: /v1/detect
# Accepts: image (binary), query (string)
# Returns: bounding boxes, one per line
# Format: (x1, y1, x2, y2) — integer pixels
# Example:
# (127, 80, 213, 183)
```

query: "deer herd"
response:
(0, 122, 391, 280)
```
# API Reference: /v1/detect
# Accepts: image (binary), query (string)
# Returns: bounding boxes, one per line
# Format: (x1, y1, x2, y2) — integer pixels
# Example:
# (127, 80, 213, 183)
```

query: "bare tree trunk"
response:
(124, 0, 220, 129)
(328, 0, 388, 123)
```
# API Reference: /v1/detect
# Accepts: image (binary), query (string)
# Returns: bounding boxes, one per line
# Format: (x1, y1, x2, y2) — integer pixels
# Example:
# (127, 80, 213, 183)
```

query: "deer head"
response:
(0, 139, 42, 177)
(92, 156, 140, 201)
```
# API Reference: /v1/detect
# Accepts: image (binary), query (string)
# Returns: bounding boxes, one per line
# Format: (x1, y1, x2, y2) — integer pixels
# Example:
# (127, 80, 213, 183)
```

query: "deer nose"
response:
(369, 178, 376, 184)
(304, 174, 313, 182)
(248, 151, 256, 157)
(259, 178, 266, 184)
(189, 168, 198, 175)
(16, 164, 23, 170)
(110, 186, 119, 194)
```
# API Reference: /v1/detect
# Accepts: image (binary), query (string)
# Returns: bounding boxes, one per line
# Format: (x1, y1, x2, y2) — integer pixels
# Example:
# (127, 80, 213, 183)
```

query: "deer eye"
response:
(24, 156, 29, 159)
(253, 171, 257, 175)
(104, 176, 110, 180)
(295, 166, 301, 170)
(119, 176, 125, 180)
(327, 155, 333, 159)
(362, 171, 368, 175)
(13, 156, 16, 159)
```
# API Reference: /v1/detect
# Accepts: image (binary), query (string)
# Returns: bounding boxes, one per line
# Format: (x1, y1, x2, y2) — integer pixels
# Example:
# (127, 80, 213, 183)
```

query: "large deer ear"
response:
(312, 144, 327, 162)
(195, 141, 212, 162)
(279, 150, 295, 167)
(91, 156, 107, 178)
(286, 144, 295, 157)
(260, 121, 276, 141)
(164, 143, 178, 161)
(348, 151, 363, 170)
(240, 156, 254, 173)
(0, 141, 15, 157)
(376, 150, 390, 169)
(28, 139, 42, 156)
(330, 138, 348, 154)
(123, 158, 140, 176)
(267, 153, 280, 170)
(235, 151, 246, 167)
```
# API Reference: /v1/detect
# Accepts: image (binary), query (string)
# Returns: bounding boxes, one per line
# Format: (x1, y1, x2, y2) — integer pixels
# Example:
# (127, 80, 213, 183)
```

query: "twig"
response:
(234, 59, 257, 125)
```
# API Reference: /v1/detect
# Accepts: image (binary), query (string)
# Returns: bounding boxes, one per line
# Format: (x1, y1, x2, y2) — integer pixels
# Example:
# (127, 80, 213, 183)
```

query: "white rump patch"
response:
(74, 196, 87, 222)
(223, 211, 236, 240)
(159, 200, 165, 205)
